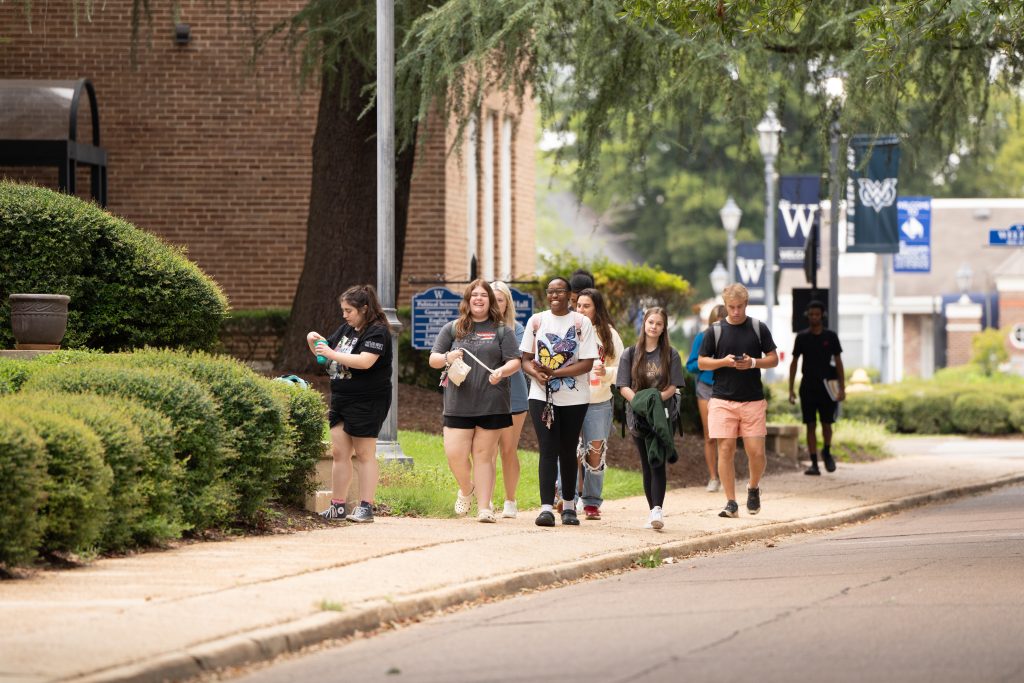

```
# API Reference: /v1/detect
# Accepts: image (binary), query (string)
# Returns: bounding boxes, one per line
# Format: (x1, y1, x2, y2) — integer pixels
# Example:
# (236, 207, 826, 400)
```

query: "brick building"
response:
(0, 3, 536, 310)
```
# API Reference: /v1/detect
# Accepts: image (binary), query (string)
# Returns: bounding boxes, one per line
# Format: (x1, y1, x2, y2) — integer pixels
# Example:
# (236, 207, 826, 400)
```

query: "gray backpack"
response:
(711, 317, 762, 356)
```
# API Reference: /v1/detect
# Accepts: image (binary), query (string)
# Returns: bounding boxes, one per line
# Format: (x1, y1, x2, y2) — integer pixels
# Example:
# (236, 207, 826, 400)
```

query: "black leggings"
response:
(633, 436, 667, 508)
(529, 399, 589, 505)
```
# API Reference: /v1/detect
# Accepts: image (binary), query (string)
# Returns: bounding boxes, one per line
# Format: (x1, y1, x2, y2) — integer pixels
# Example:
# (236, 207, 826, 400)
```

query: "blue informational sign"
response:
(894, 196, 931, 273)
(734, 241, 766, 304)
(989, 224, 1024, 246)
(411, 287, 463, 350)
(509, 286, 534, 328)
(777, 175, 821, 269)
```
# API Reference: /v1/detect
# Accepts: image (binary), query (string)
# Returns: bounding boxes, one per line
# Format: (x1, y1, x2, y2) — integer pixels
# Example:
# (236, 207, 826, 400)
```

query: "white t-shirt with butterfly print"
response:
(520, 310, 599, 406)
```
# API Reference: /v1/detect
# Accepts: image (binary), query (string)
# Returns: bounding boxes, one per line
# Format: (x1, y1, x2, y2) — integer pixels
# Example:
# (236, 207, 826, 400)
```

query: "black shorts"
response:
(443, 413, 513, 430)
(800, 385, 839, 425)
(329, 392, 391, 438)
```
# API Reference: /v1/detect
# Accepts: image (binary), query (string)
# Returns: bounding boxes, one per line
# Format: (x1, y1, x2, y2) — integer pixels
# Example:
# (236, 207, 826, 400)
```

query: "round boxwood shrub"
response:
(23, 364, 232, 530)
(0, 181, 228, 351)
(265, 379, 328, 507)
(5, 405, 112, 554)
(952, 393, 1010, 435)
(1007, 398, 1024, 433)
(0, 414, 48, 565)
(843, 392, 903, 432)
(899, 392, 955, 434)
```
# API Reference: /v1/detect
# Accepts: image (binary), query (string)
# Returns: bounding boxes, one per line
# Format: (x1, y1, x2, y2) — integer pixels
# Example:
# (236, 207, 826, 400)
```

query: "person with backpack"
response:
(430, 280, 522, 523)
(574, 287, 624, 521)
(615, 307, 685, 530)
(521, 276, 598, 527)
(697, 283, 778, 519)
(306, 284, 393, 524)
(687, 304, 727, 493)
(788, 300, 846, 475)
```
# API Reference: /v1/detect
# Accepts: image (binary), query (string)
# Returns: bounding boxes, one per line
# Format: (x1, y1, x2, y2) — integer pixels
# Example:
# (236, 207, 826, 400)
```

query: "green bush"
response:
(23, 363, 232, 530)
(951, 392, 1010, 435)
(899, 392, 955, 434)
(216, 308, 289, 363)
(843, 392, 903, 431)
(0, 358, 34, 394)
(0, 181, 228, 351)
(265, 379, 328, 506)
(5, 406, 112, 554)
(1009, 399, 1024, 432)
(0, 414, 48, 565)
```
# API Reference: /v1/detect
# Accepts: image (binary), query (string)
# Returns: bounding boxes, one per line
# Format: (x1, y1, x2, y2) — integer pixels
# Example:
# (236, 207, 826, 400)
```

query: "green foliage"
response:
(0, 414, 47, 565)
(952, 392, 1010, 435)
(842, 392, 903, 431)
(23, 363, 233, 530)
(264, 379, 328, 507)
(0, 358, 34, 394)
(216, 308, 290, 363)
(1008, 399, 1024, 433)
(635, 548, 663, 569)
(0, 182, 228, 352)
(971, 327, 1010, 376)
(4, 405, 112, 554)
(396, 307, 438, 390)
(899, 393, 955, 435)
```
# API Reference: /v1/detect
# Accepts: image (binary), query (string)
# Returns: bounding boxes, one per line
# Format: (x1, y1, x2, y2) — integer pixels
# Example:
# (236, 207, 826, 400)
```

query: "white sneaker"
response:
(649, 506, 664, 530)
(706, 478, 721, 492)
(575, 497, 584, 515)
(502, 500, 518, 518)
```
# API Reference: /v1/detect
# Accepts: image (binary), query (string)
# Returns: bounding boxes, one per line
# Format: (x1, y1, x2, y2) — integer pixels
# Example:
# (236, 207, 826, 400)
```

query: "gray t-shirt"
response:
(616, 345, 686, 435)
(432, 319, 520, 417)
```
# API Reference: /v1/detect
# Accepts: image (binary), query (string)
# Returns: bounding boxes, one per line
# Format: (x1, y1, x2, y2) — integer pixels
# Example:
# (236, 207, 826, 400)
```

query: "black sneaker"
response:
(320, 502, 347, 521)
(804, 464, 821, 476)
(718, 500, 739, 518)
(349, 504, 374, 523)
(561, 509, 580, 526)
(535, 510, 556, 527)
(822, 448, 836, 473)
(746, 487, 761, 515)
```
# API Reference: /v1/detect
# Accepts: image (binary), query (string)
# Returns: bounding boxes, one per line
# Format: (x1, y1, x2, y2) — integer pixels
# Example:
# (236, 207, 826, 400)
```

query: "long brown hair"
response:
(454, 279, 502, 339)
(577, 288, 614, 359)
(630, 307, 672, 390)
(340, 284, 387, 330)
(708, 304, 727, 326)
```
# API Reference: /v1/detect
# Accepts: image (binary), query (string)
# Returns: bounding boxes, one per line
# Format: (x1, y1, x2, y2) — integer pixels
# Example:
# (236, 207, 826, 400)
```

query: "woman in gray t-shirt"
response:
(429, 279, 521, 523)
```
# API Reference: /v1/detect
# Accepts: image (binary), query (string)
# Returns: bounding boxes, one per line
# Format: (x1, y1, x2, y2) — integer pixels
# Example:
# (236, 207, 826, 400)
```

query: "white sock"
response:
(541, 504, 553, 513)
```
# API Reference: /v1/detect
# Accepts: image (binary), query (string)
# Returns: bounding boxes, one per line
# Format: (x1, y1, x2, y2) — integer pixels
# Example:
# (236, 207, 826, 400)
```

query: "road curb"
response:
(70, 473, 1024, 683)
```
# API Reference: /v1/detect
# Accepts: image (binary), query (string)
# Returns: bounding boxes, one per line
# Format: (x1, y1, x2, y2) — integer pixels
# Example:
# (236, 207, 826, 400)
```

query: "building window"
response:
(481, 112, 496, 281)
(466, 115, 478, 274)
(499, 116, 513, 280)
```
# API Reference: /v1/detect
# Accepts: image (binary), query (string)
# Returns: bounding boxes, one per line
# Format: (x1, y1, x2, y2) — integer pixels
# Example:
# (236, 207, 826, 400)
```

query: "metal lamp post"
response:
(825, 76, 846, 332)
(757, 109, 783, 381)
(719, 197, 742, 285)
(710, 261, 729, 300)
(956, 263, 973, 304)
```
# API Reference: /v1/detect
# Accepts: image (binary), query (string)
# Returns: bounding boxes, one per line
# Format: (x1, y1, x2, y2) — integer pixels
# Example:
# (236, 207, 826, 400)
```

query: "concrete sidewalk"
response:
(2, 439, 1022, 683)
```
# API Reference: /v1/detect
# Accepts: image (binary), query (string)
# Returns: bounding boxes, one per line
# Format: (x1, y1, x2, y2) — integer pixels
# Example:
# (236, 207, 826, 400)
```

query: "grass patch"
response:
(375, 430, 644, 517)
(634, 548, 662, 568)
(780, 417, 891, 462)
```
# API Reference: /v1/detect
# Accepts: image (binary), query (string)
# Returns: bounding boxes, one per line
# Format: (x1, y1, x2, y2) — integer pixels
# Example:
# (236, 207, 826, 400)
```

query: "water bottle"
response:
(315, 341, 328, 365)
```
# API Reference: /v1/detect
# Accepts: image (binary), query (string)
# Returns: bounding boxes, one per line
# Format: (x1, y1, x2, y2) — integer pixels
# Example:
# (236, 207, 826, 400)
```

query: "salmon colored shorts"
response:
(708, 398, 768, 439)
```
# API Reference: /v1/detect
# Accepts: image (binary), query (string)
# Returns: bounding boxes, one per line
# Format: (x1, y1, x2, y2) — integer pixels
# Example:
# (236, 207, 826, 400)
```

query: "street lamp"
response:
(956, 263, 973, 304)
(825, 76, 846, 332)
(757, 108, 783, 380)
(710, 261, 729, 298)
(719, 197, 742, 285)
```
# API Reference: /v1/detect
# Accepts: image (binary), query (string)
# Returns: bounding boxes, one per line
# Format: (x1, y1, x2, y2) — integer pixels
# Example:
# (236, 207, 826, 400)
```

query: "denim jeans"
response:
(578, 399, 612, 507)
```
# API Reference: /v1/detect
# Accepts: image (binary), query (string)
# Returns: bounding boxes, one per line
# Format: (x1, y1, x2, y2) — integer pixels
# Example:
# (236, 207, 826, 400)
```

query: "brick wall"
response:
(902, 314, 922, 377)
(1, 4, 537, 313)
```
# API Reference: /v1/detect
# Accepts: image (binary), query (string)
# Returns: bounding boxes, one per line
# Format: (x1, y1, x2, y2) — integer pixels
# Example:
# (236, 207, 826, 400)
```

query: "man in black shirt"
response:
(788, 301, 845, 475)
(698, 284, 778, 518)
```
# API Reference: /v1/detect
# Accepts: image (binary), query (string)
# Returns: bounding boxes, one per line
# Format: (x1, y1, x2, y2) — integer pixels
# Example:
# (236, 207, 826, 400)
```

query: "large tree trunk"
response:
(279, 59, 416, 373)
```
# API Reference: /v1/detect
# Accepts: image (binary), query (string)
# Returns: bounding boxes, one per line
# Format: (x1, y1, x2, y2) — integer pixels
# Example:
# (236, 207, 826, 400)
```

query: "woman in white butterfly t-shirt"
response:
(520, 276, 598, 528)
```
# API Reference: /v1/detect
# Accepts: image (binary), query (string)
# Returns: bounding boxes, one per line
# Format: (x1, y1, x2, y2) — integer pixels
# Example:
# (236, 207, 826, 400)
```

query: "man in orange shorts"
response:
(698, 283, 779, 518)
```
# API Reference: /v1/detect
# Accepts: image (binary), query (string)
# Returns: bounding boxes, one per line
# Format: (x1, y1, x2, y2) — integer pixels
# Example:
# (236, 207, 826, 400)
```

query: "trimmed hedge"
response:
(265, 379, 328, 507)
(0, 414, 47, 565)
(23, 364, 233, 530)
(843, 392, 903, 431)
(5, 406, 112, 553)
(899, 393, 954, 434)
(1009, 399, 1024, 433)
(0, 358, 34, 394)
(0, 181, 228, 351)
(952, 393, 1010, 435)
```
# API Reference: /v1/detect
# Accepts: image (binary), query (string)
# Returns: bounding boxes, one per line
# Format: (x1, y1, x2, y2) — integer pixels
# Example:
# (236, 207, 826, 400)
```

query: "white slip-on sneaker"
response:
(502, 500, 518, 518)
(649, 506, 664, 530)
(706, 478, 721, 492)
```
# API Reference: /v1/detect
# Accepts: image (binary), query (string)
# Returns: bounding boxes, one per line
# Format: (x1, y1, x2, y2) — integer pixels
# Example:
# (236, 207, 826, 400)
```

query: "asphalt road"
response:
(233, 484, 1024, 683)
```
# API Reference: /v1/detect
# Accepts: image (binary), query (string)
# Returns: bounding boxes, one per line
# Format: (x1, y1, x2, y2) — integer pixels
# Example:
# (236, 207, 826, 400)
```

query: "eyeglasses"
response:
(546, 288, 568, 295)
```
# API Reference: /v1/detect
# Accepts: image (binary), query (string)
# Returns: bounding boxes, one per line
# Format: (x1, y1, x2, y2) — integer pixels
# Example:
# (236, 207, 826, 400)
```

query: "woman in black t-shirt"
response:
(307, 284, 393, 524)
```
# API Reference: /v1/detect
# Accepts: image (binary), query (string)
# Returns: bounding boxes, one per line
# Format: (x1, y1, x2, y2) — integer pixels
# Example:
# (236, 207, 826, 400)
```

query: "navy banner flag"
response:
(777, 175, 821, 269)
(846, 134, 901, 253)
(734, 241, 766, 305)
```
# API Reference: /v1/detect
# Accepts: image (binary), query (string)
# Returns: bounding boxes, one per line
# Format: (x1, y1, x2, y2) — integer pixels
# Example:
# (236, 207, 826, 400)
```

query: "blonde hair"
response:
(708, 304, 727, 326)
(490, 280, 517, 328)
(722, 283, 749, 304)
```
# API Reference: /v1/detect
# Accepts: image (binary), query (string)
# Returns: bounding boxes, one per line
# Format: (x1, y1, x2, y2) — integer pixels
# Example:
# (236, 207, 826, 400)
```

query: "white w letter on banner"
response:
(736, 258, 764, 284)
(778, 200, 819, 239)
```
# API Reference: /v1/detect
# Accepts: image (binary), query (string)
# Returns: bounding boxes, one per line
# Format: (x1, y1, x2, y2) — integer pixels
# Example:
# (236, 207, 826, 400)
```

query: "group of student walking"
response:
(307, 275, 846, 526)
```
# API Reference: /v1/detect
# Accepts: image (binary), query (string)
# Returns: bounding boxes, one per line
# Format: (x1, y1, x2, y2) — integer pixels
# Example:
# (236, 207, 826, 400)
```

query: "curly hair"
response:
(454, 279, 502, 338)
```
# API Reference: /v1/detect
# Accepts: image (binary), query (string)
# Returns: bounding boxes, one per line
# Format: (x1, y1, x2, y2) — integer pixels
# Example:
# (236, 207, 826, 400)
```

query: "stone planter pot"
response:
(9, 294, 71, 350)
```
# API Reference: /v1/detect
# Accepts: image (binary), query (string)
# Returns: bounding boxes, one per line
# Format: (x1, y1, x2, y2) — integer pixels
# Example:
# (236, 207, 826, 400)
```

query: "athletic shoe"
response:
(583, 505, 601, 520)
(746, 487, 761, 515)
(502, 500, 518, 518)
(535, 510, 556, 527)
(477, 507, 496, 523)
(805, 463, 821, 476)
(649, 506, 664, 530)
(575, 497, 584, 515)
(706, 478, 721, 492)
(719, 500, 739, 518)
(561, 509, 580, 526)
(349, 504, 374, 523)
(320, 502, 347, 521)
(822, 449, 837, 473)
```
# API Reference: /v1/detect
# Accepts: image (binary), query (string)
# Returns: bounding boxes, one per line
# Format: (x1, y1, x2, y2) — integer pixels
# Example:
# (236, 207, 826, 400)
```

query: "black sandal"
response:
(535, 510, 556, 527)
(561, 509, 580, 526)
